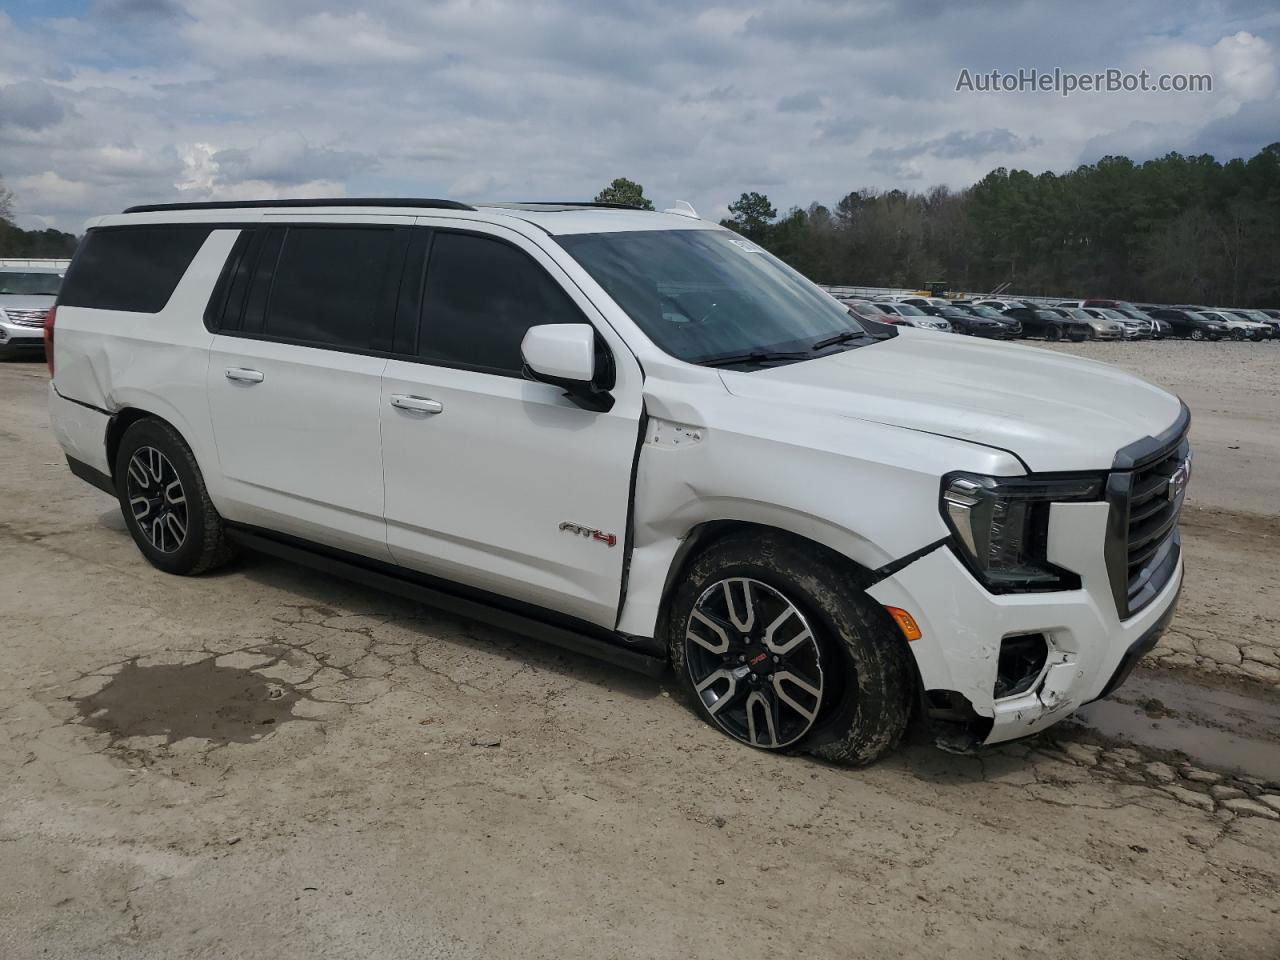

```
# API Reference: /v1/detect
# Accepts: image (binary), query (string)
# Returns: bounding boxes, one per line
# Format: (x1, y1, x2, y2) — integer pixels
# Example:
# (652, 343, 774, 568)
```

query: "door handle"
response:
(225, 367, 265, 384)
(390, 394, 444, 415)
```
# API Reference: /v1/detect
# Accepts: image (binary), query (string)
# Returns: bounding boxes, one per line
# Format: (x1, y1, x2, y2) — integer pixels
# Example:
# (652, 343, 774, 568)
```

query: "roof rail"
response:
(512, 201, 650, 210)
(121, 198, 476, 214)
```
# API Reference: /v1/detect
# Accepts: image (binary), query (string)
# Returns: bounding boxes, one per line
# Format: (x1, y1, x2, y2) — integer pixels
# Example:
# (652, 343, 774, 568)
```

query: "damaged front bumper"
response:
(866, 500, 1183, 746)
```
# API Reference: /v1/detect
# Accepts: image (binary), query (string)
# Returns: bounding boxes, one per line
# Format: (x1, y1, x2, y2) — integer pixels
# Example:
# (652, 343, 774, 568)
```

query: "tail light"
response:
(44, 305, 56, 376)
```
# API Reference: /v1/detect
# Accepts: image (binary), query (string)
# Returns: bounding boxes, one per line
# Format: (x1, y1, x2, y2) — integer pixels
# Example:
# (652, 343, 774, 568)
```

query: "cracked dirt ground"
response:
(2, 355, 1279, 960)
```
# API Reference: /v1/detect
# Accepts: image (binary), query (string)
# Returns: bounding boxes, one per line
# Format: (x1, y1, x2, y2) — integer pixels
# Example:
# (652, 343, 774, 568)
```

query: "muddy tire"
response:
(114, 418, 237, 576)
(667, 530, 913, 766)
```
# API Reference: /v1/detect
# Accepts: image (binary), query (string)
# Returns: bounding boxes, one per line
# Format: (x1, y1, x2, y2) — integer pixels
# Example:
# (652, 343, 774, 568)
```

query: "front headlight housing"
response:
(941, 472, 1104, 591)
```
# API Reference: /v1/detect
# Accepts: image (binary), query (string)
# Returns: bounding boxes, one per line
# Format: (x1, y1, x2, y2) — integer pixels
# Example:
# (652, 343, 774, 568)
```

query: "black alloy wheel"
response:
(683, 577, 825, 749)
(125, 446, 188, 554)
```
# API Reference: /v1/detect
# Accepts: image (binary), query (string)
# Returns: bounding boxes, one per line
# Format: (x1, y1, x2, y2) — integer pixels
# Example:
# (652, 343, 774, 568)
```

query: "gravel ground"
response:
(2, 352, 1279, 960)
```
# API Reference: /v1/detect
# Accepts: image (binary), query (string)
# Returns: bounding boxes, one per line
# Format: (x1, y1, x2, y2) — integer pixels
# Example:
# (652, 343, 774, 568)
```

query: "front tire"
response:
(114, 418, 236, 575)
(1046, 326, 1062, 342)
(667, 531, 913, 766)
(1190, 328, 1205, 341)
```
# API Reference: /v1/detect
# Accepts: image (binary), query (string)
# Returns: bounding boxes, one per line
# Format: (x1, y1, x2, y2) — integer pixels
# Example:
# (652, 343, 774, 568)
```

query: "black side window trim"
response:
(203, 223, 620, 380)
(59, 223, 215, 314)
(209, 224, 410, 357)
(407, 226, 607, 381)
(203, 230, 251, 332)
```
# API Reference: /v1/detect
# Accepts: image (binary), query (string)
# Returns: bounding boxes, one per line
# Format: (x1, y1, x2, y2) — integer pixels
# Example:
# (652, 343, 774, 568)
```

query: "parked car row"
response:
(835, 292, 1279, 344)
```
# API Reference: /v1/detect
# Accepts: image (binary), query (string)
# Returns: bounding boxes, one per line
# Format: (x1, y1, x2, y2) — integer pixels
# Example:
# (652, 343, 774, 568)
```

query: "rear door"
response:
(206, 219, 409, 559)
(379, 222, 643, 628)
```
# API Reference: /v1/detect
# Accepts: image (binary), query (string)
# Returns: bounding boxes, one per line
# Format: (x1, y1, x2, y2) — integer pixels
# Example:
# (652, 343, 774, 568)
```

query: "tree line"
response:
(602, 145, 1280, 307)
(5, 153, 1279, 306)
(717, 145, 1280, 307)
(0, 177, 78, 259)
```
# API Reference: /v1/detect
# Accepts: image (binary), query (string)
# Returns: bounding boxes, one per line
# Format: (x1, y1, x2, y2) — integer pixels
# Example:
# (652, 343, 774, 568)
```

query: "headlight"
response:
(940, 473, 1103, 591)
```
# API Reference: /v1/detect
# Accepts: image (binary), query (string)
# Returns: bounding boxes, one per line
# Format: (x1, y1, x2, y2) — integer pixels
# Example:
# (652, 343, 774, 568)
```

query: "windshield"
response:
(1097, 308, 1127, 319)
(557, 229, 866, 364)
(972, 306, 1007, 320)
(1061, 308, 1092, 320)
(0, 272, 63, 296)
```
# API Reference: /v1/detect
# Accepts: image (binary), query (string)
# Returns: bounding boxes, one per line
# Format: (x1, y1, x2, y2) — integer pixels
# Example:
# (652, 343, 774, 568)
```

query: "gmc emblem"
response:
(559, 521, 618, 548)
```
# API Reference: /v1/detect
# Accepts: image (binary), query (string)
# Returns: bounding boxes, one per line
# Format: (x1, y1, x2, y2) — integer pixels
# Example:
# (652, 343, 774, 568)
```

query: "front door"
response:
(380, 223, 642, 628)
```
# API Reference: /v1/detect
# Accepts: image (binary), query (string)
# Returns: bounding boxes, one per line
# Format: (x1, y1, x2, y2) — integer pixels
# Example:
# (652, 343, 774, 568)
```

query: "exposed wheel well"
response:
(654, 520, 879, 643)
(105, 408, 163, 480)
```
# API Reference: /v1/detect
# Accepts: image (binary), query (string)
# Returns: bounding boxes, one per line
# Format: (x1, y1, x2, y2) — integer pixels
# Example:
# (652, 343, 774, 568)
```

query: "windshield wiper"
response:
(810, 328, 872, 351)
(699, 349, 814, 368)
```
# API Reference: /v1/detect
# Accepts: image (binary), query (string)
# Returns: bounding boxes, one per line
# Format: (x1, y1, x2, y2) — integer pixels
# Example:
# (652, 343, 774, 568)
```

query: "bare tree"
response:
(0, 175, 15, 224)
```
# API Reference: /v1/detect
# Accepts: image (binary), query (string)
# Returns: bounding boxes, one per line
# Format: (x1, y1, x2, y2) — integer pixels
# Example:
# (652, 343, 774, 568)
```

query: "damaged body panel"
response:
(867, 500, 1182, 743)
(614, 372, 1019, 639)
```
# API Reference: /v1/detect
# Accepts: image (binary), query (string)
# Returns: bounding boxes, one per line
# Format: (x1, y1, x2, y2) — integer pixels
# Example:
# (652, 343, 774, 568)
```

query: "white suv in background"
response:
(48, 198, 1189, 764)
(0, 265, 62, 359)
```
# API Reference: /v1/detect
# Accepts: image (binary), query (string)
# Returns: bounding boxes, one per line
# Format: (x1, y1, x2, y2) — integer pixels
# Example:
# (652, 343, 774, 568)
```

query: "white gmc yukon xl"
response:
(47, 199, 1190, 764)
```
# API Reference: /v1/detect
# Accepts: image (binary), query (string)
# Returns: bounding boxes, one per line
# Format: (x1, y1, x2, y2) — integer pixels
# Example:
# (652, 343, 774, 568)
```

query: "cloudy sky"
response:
(1, 0, 1278, 231)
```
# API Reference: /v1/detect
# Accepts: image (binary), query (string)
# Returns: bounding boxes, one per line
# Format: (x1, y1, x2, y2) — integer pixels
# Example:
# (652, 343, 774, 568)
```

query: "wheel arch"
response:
(105, 407, 159, 480)
(630, 518, 886, 647)
(105, 405, 218, 500)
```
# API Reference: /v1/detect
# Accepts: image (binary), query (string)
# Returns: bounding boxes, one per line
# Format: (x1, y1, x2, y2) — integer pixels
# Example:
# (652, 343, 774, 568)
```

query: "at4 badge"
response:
(559, 521, 618, 547)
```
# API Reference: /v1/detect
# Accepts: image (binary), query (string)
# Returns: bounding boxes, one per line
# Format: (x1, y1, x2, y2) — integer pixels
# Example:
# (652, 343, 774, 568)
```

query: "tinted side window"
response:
(59, 226, 213, 313)
(418, 232, 583, 375)
(261, 227, 394, 349)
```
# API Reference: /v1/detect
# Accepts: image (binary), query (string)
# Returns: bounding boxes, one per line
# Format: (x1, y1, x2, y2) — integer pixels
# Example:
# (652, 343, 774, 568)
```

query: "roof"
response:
(104, 198, 716, 237)
(475, 203, 715, 236)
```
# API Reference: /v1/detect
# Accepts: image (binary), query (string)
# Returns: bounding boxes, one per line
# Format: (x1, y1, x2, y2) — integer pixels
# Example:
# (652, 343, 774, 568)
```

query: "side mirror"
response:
(521, 324, 614, 412)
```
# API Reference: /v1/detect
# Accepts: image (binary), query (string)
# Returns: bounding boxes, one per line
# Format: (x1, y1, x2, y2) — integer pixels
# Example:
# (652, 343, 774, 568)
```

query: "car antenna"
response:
(662, 201, 699, 219)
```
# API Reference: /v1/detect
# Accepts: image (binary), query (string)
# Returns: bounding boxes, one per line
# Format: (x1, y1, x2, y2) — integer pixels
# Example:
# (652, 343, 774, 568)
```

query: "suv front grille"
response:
(3, 308, 49, 327)
(1104, 421, 1190, 619)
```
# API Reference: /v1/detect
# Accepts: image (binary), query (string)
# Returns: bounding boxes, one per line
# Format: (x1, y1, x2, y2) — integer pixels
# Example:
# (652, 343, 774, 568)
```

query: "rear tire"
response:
(114, 418, 237, 576)
(667, 531, 913, 766)
(1190, 329, 1205, 341)
(1046, 326, 1062, 342)
(1231, 329, 1245, 341)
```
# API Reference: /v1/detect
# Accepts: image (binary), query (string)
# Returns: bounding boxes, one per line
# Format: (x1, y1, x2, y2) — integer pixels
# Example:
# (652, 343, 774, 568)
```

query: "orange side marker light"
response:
(884, 606, 922, 642)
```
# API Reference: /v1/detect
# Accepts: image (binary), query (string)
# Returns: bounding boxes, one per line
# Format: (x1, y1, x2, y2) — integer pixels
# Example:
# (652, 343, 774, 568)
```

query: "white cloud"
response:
(0, 1, 1277, 230)
(1211, 31, 1278, 102)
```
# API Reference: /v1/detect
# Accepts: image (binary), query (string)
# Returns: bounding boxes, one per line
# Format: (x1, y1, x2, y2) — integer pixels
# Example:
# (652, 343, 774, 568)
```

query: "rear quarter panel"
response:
(52, 229, 238, 494)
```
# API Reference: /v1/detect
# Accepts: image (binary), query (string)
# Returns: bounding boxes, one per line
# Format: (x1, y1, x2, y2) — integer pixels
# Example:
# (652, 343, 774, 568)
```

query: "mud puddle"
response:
(1067, 669, 1280, 782)
(74, 656, 303, 746)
